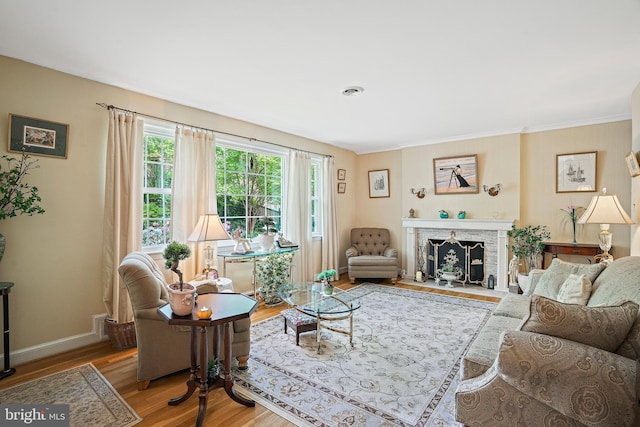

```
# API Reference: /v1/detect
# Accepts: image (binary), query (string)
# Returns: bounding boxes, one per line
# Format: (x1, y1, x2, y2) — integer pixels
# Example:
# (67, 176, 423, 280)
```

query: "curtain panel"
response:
(285, 150, 313, 281)
(102, 111, 143, 323)
(322, 156, 339, 271)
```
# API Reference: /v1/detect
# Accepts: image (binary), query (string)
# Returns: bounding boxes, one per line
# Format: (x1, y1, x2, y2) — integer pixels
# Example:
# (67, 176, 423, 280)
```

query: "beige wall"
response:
(631, 81, 640, 255)
(0, 54, 635, 364)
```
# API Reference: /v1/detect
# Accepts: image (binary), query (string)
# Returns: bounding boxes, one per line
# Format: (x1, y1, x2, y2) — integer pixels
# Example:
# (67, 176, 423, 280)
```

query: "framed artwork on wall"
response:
(625, 151, 640, 177)
(8, 114, 69, 159)
(337, 182, 346, 193)
(556, 151, 597, 193)
(368, 169, 390, 198)
(337, 169, 346, 180)
(433, 154, 478, 194)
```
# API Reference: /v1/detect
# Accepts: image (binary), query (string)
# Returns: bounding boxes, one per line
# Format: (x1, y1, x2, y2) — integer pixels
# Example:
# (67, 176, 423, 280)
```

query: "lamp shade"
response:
(188, 213, 232, 241)
(577, 188, 634, 225)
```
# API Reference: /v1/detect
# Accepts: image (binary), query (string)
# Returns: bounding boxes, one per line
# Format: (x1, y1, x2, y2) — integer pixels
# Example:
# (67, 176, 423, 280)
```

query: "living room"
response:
(1, 2, 640, 426)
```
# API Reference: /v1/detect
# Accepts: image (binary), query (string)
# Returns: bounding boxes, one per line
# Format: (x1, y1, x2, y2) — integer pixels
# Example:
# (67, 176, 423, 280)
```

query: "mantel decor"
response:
(8, 114, 69, 159)
(556, 151, 596, 193)
(433, 155, 478, 194)
(368, 169, 390, 198)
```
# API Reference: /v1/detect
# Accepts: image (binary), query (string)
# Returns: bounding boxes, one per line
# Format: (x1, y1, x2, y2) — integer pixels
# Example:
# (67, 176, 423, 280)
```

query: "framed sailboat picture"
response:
(556, 151, 597, 193)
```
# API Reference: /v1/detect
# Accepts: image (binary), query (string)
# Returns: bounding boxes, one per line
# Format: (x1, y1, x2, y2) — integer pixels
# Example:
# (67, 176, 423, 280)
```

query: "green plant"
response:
(256, 216, 277, 235)
(256, 252, 294, 305)
(0, 151, 45, 220)
(317, 269, 337, 282)
(163, 241, 192, 290)
(439, 249, 462, 275)
(507, 224, 550, 273)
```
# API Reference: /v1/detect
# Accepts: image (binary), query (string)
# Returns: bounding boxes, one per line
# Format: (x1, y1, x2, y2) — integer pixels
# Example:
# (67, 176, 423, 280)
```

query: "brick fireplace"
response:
(402, 218, 514, 292)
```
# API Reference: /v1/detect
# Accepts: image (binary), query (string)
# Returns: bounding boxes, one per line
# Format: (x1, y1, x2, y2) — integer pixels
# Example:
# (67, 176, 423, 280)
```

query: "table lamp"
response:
(577, 188, 634, 262)
(188, 213, 232, 276)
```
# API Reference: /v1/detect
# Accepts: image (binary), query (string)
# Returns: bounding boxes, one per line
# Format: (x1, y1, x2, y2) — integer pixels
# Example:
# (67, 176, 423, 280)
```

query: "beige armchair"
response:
(346, 228, 398, 284)
(118, 252, 251, 390)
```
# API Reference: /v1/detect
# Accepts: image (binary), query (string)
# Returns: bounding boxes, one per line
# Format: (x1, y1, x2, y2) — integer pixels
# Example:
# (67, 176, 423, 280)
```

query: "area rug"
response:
(0, 363, 141, 427)
(233, 284, 496, 427)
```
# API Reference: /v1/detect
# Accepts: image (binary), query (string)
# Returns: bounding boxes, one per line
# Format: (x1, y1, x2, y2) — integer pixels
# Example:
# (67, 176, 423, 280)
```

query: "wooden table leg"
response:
(223, 322, 254, 406)
(196, 325, 209, 427)
(168, 326, 199, 406)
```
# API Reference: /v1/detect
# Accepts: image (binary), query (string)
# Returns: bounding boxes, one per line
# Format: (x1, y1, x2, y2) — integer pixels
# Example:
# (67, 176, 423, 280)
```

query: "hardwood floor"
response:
(1, 277, 500, 427)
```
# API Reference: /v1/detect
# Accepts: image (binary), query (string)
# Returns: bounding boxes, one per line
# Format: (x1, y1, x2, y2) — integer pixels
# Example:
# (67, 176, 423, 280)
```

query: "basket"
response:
(105, 319, 137, 350)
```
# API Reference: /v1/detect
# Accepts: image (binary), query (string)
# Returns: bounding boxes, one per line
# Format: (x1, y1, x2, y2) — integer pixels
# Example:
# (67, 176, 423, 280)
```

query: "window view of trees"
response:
(142, 134, 174, 247)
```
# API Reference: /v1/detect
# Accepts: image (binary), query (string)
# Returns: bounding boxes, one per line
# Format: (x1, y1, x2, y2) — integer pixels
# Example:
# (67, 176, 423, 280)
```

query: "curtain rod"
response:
(96, 103, 333, 158)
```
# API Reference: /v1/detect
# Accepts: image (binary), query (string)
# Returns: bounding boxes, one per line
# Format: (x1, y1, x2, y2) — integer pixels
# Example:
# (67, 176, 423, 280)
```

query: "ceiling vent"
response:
(342, 86, 364, 96)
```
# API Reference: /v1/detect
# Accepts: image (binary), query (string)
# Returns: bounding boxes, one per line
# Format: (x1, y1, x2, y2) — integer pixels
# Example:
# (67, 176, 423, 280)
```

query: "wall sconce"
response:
(411, 188, 426, 198)
(483, 184, 502, 196)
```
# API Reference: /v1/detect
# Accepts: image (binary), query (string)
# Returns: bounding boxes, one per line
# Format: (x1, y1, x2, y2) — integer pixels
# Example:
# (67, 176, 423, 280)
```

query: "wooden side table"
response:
(0, 282, 15, 380)
(542, 242, 605, 267)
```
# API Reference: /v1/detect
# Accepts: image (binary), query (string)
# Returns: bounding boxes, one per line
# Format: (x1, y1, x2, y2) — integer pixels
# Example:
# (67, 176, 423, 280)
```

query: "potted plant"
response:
(255, 216, 277, 251)
(163, 241, 196, 315)
(256, 252, 294, 305)
(507, 224, 550, 276)
(317, 269, 337, 295)
(0, 151, 45, 262)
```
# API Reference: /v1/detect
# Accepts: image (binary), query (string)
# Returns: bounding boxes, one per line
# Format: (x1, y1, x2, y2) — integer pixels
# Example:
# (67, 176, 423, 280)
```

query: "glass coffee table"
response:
(278, 282, 361, 353)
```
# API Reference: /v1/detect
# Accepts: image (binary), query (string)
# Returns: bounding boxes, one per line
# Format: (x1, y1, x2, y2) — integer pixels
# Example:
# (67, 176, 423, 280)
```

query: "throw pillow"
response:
(532, 258, 606, 300)
(520, 295, 638, 352)
(556, 274, 591, 305)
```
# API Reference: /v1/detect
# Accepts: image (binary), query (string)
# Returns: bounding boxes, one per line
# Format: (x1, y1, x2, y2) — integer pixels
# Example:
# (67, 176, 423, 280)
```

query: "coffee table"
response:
(278, 282, 361, 353)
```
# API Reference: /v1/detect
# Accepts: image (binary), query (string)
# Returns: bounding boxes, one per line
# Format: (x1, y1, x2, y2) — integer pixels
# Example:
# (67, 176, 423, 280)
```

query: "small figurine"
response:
(409, 208, 415, 218)
(232, 227, 252, 254)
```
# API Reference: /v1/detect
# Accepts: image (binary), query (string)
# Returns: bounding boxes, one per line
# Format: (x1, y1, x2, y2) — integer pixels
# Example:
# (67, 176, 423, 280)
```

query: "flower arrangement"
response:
(439, 249, 462, 276)
(561, 204, 584, 243)
(256, 252, 294, 305)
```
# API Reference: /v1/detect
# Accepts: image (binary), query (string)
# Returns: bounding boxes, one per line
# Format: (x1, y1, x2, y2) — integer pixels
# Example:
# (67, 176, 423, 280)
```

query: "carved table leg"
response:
(223, 322, 254, 407)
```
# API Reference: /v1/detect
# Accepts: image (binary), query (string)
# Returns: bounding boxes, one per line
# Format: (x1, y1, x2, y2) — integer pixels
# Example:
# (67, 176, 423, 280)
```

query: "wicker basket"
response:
(105, 319, 137, 350)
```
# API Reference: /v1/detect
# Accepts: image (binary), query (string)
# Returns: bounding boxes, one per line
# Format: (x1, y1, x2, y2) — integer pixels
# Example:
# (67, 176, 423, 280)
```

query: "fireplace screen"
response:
(426, 237, 485, 285)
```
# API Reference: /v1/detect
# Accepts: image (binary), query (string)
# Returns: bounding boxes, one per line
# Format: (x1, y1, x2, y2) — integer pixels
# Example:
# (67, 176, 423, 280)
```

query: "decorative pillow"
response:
(532, 258, 606, 300)
(556, 274, 591, 305)
(519, 295, 638, 352)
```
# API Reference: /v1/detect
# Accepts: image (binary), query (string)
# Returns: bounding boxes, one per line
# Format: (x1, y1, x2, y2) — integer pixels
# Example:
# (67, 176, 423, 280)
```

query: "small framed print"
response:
(337, 182, 346, 193)
(625, 151, 640, 177)
(368, 169, 390, 198)
(337, 169, 346, 180)
(556, 151, 597, 192)
(8, 114, 69, 158)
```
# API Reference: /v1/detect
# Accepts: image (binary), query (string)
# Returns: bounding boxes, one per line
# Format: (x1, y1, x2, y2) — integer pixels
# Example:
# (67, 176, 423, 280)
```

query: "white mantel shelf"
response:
(403, 217, 515, 292)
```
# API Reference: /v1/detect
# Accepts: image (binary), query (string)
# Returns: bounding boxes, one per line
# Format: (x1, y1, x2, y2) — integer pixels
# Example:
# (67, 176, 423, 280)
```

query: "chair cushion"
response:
(281, 308, 317, 326)
(348, 255, 398, 267)
(520, 295, 638, 353)
(350, 228, 391, 256)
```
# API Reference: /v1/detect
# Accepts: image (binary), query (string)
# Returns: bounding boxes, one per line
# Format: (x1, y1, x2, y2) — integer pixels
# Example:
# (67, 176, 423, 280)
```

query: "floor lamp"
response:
(577, 188, 634, 263)
(188, 213, 232, 278)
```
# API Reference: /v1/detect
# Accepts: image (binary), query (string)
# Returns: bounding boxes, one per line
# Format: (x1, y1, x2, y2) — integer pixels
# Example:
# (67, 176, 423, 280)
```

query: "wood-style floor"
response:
(1, 277, 500, 427)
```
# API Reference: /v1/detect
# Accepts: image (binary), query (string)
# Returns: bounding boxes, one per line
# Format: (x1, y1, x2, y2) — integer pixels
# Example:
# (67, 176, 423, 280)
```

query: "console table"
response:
(542, 242, 605, 267)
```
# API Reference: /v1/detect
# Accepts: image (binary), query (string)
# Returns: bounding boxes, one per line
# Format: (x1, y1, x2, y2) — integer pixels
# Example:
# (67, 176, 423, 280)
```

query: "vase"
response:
(439, 212, 449, 219)
(257, 233, 275, 251)
(572, 222, 577, 244)
(166, 283, 196, 316)
(439, 272, 459, 288)
(457, 212, 465, 219)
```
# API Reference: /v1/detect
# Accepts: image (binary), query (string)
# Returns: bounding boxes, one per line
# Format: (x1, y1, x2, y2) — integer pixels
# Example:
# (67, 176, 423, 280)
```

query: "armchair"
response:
(118, 252, 251, 390)
(346, 228, 398, 284)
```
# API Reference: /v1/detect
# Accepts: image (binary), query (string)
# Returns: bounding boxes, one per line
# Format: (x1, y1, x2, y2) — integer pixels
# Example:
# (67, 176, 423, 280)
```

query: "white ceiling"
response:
(2, 1, 640, 154)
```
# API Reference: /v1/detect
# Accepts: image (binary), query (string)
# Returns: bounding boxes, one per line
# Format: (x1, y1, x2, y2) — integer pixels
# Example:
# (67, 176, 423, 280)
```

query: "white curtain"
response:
(171, 127, 216, 281)
(102, 110, 143, 323)
(321, 156, 339, 271)
(285, 150, 313, 281)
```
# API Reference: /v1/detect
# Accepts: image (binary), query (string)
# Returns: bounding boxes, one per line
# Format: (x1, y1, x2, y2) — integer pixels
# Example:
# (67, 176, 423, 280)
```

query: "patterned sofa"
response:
(455, 256, 640, 426)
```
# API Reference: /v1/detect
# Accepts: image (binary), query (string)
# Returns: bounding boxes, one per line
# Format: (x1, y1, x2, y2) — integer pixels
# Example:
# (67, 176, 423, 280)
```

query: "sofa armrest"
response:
(345, 246, 359, 259)
(383, 247, 398, 258)
(496, 330, 638, 425)
(522, 269, 545, 295)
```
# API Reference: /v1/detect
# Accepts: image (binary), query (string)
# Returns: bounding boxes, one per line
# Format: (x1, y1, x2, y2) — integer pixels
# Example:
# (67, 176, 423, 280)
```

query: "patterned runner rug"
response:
(0, 363, 141, 427)
(234, 284, 496, 426)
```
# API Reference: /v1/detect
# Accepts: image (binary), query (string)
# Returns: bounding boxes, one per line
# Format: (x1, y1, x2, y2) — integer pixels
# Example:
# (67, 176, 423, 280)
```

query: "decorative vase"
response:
(457, 212, 466, 219)
(439, 212, 449, 219)
(572, 221, 577, 244)
(166, 283, 196, 316)
(257, 233, 275, 251)
(439, 272, 459, 288)
(323, 280, 334, 295)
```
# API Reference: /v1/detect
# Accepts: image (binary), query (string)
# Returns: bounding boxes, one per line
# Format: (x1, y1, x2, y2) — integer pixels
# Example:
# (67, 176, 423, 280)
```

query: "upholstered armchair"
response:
(118, 252, 251, 390)
(346, 228, 398, 284)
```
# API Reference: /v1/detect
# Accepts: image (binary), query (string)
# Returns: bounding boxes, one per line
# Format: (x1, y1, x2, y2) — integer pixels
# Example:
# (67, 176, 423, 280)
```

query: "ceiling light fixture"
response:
(342, 86, 364, 96)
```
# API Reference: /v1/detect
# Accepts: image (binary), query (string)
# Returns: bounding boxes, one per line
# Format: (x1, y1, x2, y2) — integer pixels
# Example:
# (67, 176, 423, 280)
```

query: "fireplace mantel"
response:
(402, 218, 514, 292)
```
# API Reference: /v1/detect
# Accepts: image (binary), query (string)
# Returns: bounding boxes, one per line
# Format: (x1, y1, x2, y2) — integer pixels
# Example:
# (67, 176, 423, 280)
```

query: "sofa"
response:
(455, 256, 640, 426)
(346, 227, 399, 284)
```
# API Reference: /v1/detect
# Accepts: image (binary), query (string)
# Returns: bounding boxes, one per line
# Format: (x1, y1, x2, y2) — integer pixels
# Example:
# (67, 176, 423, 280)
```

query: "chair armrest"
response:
(522, 269, 545, 295)
(136, 307, 168, 321)
(383, 247, 398, 258)
(496, 330, 638, 425)
(345, 246, 359, 259)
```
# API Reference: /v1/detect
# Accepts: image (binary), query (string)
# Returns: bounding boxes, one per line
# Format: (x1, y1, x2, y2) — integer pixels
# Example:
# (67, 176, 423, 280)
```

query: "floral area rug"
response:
(233, 284, 496, 426)
(0, 363, 141, 427)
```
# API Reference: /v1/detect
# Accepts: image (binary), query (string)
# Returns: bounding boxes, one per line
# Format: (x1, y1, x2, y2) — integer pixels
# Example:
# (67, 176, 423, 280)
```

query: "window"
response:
(310, 158, 321, 234)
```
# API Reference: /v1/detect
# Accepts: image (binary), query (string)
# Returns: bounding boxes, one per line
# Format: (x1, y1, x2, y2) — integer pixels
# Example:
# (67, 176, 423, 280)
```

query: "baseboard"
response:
(0, 313, 110, 367)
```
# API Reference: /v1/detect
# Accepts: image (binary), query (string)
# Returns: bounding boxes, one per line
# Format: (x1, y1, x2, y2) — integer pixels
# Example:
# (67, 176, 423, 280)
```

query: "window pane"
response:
(146, 163, 161, 188)
(162, 164, 173, 188)
(225, 149, 246, 172)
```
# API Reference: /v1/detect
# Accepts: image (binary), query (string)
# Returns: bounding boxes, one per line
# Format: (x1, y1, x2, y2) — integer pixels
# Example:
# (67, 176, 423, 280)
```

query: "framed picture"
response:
(625, 151, 640, 177)
(337, 169, 346, 180)
(8, 114, 69, 159)
(337, 182, 346, 193)
(556, 151, 597, 193)
(368, 169, 390, 198)
(433, 155, 478, 194)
